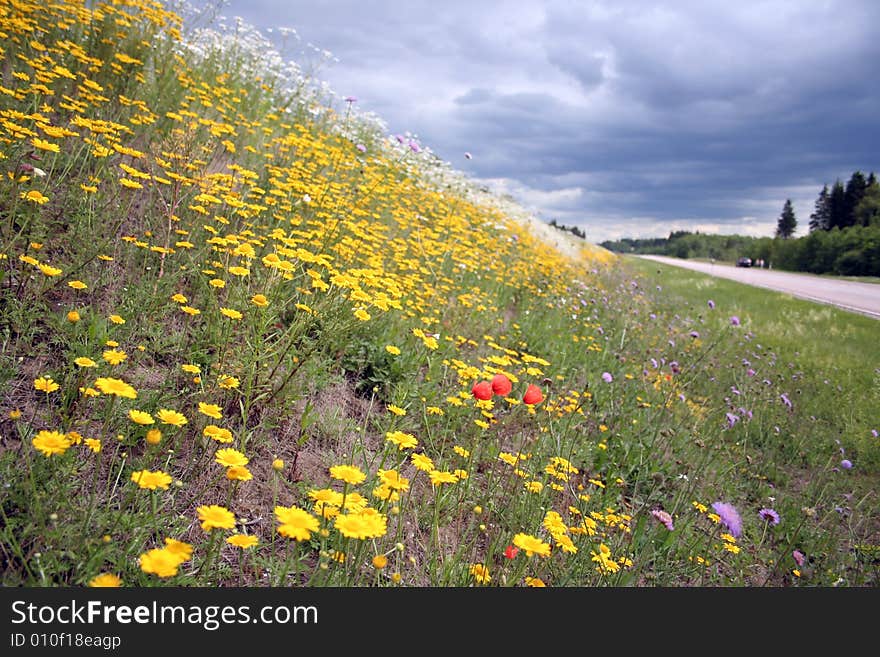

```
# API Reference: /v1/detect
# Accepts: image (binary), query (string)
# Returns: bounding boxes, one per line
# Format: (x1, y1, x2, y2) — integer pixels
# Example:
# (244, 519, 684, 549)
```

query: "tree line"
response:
(600, 170, 880, 276)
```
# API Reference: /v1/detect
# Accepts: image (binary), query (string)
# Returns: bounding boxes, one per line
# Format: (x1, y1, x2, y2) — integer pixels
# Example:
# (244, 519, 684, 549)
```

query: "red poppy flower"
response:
(491, 373, 512, 396)
(471, 380, 493, 400)
(523, 384, 543, 405)
(504, 545, 519, 559)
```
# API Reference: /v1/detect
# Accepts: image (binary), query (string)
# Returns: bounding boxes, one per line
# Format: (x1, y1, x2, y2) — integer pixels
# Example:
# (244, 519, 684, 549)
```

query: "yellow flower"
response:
(220, 307, 243, 320)
(275, 505, 320, 541)
(171, 293, 187, 304)
(74, 357, 97, 368)
(470, 563, 491, 584)
(131, 469, 172, 490)
(145, 429, 161, 445)
(94, 377, 137, 398)
(108, 314, 125, 325)
(453, 446, 470, 458)
(67, 280, 87, 290)
(354, 308, 371, 321)
(226, 534, 259, 549)
(9, 409, 22, 420)
(32, 430, 72, 457)
(385, 430, 418, 450)
(38, 263, 62, 277)
(67, 310, 81, 323)
(128, 409, 154, 425)
(429, 470, 458, 486)
(204, 425, 233, 443)
(32, 137, 60, 152)
(411, 452, 434, 472)
(329, 464, 366, 485)
(197, 505, 236, 531)
(21, 190, 49, 204)
(102, 349, 128, 365)
(157, 409, 188, 427)
(385, 345, 401, 355)
(387, 404, 406, 416)
(228, 266, 249, 277)
(209, 278, 226, 288)
(88, 573, 122, 587)
(525, 576, 547, 587)
(149, 541, 187, 566)
(198, 402, 222, 419)
(181, 306, 201, 316)
(378, 469, 410, 491)
(251, 294, 269, 307)
(513, 533, 551, 558)
(525, 481, 544, 493)
(334, 510, 388, 539)
(218, 375, 240, 389)
(84, 438, 101, 453)
(272, 458, 284, 471)
(226, 465, 253, 481)
(181, 364, 201, 374)
(372, 554, 388, 569)
(215, 448, 249, 468)
(139, 548, 182, 578)
(34, 376, 59, 393)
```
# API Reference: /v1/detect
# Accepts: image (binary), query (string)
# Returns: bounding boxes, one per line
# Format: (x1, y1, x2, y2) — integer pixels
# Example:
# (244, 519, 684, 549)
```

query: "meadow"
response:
(1, 0, 877, 587)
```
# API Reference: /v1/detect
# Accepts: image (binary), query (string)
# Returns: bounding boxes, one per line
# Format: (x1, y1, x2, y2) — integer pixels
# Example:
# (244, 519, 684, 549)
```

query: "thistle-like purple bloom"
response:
(708, 299, 715, 309)
(841, 459, 853, 470)
(651, 509, 675, 531)
(730, 315, 740, 326)
(725, 412, 739, 428)
(758, 508, 780, 525)
(792, 549, 806, 567)
(711, 501, 742, 538)
(356, 143, 366, 153)
(689, 330, 700, 339)
(780, 393, 792, 409)
(601, 372, 613, 383)
(344, 95, 357, 103)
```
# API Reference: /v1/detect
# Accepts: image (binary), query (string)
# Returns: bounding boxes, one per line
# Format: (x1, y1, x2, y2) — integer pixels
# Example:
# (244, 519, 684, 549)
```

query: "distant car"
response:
(736, 257, 752, 267)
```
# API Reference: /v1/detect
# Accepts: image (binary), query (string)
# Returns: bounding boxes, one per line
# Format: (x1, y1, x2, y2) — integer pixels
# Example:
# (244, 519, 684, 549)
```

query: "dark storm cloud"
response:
(189, 0, 880, 241)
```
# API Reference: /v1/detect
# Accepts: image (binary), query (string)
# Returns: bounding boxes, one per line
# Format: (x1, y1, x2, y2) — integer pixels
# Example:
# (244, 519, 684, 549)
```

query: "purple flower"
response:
(464, 152, 472, 159)
(780, 393, 792, 409)
(408, 139, 421, 153)
(356, 143, 366, 153)
(758, 508, 780, 525)
(725, 412, 739, 428)
(650, 358, 658, 369)
(689, 331, 700, 339)
(840, 459, 853, 470)
(395, 134, 405, 144)
(344, 95, 357, 103)
(872, 429, 878, 438)
(708, 299, 715, 309)
(711, 501, 742, 538)
(730, 315, 740, 326)
(601, 372, 613, 383)
(792, 550, 805, 566)
(747, 368, 756, 377)
(651, 509, 675, 531)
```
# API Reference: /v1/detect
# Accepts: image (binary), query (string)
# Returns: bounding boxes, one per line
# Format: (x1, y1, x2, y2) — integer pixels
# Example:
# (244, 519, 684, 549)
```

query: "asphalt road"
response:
(636, 255, 880, 319)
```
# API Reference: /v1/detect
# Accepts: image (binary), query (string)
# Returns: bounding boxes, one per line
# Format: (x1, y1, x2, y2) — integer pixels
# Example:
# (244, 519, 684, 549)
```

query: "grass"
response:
(0, 0, 877, 588)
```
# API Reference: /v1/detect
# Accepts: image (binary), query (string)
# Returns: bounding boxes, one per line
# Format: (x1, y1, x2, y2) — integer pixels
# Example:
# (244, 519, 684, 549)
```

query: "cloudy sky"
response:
(186, 0, 880, 243)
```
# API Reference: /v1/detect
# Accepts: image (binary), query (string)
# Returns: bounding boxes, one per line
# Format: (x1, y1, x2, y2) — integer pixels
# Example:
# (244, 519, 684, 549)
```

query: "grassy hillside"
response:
(0, 0, 876, 587)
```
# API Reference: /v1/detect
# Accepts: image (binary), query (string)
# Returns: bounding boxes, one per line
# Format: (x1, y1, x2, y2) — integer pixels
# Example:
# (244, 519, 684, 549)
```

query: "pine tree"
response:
(775, 199, 797, 239)
(827, 180, 846, 230)
(809, 184, 830, 232)
(843, 171, 868, 228)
